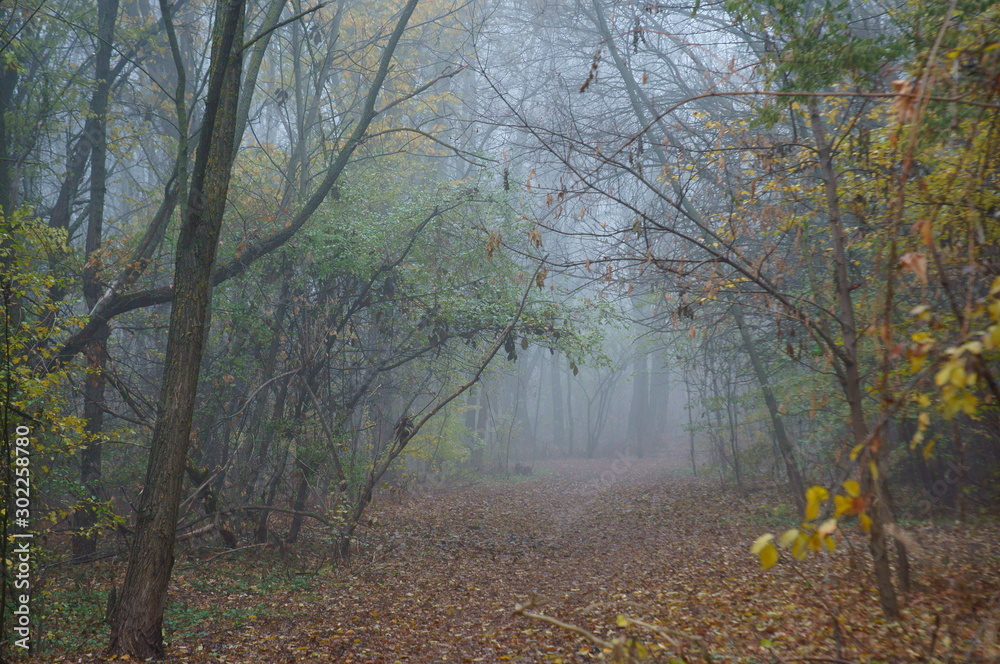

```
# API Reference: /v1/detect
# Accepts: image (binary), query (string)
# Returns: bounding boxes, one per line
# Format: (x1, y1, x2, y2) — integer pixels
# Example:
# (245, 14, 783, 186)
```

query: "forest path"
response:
(193, 454, 997, 663)
(59, 455, 999, 662)
(267, 454, 751, 663)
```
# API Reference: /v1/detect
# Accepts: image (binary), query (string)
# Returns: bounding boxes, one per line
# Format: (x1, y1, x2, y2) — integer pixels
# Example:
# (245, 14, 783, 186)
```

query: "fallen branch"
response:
(512, 594, 708, 664)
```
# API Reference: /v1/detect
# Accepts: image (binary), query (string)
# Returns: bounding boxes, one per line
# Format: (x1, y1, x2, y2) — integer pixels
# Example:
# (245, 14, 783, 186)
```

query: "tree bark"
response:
(685, 377, 696, 475)
(286, 461, 311, 544)
(72, 0, 120, 561)
(564, 363, 574, 455)
(649, 361, 670, 450)
(107, 0, 246, 655)
(734, 307, 806, 515)
(0, 43, 17, 219)
(809, 104, 899, 620)
(72, 326, 109, 560)
(629, 352, 649, 458)
(550, 351, 565, 453)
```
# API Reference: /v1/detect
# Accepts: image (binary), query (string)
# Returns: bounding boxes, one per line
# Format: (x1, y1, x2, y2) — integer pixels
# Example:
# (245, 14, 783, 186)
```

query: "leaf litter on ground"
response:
(39, 455, 1000, 663)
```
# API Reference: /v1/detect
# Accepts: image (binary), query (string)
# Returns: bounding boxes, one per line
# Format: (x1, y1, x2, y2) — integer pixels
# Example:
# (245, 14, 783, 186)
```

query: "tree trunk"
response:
(564, 363, 574, 455)
(685, 378, 696, 475)
(0, 42, 18, 218)
(72, 326, 109, 560)
(734, 308, 806, 515)
(809, 105, 899, 620)
(286, 461, 311, 544)
(73, 0, 120, 560)
(649, 362, 669, 450)
(629, 353, 649, 458)
(108, 0, 245, 655)
(464, 385, 483, 469)
(550, 351, 565, 453)
(724, 373, 744, 493)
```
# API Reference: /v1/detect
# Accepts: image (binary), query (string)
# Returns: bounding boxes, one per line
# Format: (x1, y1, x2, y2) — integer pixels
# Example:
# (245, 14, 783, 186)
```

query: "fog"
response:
(3, 0, 998, 657)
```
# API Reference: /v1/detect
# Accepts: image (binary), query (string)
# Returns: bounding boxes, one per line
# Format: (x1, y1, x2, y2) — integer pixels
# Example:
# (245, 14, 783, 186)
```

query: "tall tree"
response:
(72, 0, 120, 561)
(108, 0, 247, 654)
(734, 306, 806, 515)
(550, 350, 565, 452)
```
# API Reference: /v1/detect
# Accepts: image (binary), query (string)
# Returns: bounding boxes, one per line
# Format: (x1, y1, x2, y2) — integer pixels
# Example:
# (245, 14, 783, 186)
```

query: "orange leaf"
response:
(900, 252, 928, 285)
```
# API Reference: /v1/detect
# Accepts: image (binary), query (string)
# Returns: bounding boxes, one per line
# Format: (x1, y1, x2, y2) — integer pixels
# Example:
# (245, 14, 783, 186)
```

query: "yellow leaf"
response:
(990, 276, 1000, 297)
(805, 486, 829, 520)
(779, 529, 799, 549)
(791, 533, 808, 561)
(759, 542, 779, 570)
(960, 340, 983, 355)
(842, 480, 860, 497)
(869, 458, 879, 481)
(849, 443, 864, 461)
(859, 512, 872, 533)
(943, 389, 978, 419)
(616, 615, 629, 628)
(824, 535, 836, 552)
(935, 364, 953, 387)
(818, 518, 838, 536)
(834, 494, 852, 517)
(922, 438, 936, 460)
(949, 365, 967, 388)
(751, 533, 775, 555)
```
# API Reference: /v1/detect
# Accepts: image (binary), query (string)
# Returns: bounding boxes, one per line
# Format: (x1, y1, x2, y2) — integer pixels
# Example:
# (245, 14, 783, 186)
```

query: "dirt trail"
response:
(57, 455, 1000, 663)
(248, 456, 753, 663)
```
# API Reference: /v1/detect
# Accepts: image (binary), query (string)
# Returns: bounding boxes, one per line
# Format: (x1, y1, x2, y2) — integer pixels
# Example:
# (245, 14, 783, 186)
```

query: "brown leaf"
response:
(900, 251, 928, 284)
(911, 218, 933, 246)
(891, 78, 920, 123)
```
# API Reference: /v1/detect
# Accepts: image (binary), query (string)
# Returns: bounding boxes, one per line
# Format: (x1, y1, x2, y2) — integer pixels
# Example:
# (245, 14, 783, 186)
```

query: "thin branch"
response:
(241, 3, 327, 52)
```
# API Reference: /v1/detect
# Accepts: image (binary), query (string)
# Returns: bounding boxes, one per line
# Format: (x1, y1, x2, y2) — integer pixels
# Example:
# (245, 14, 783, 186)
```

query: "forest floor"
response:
(41, 454, 999, 663)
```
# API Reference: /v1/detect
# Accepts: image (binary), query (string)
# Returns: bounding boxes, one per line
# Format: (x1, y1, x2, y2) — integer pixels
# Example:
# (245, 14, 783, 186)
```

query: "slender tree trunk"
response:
(72, 327, 109, 560)
(565, 364, 574, 455)
(550, 351, 565, 453)
(532, 364, 543, 457)
(286, 460, 311, 543)
(953, 419, 966, 523)
(649, 363, 669, 450)
(709, 366, 730, 483)
(72, 0, 120, 560)
(734, 308, 806, 515)
(254, 440, 290, 544)
(629, 353, 649, 458)
(517, 348, 542, 463)
(464, 385, 480, 465)
(108, 0, 245, 655)
(685, 378, 697, 476)
(809, 105, 899, 620)
(725, 373, 744, 493)
(476, 386, 489, 457)
(0, 45, 17, 219)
